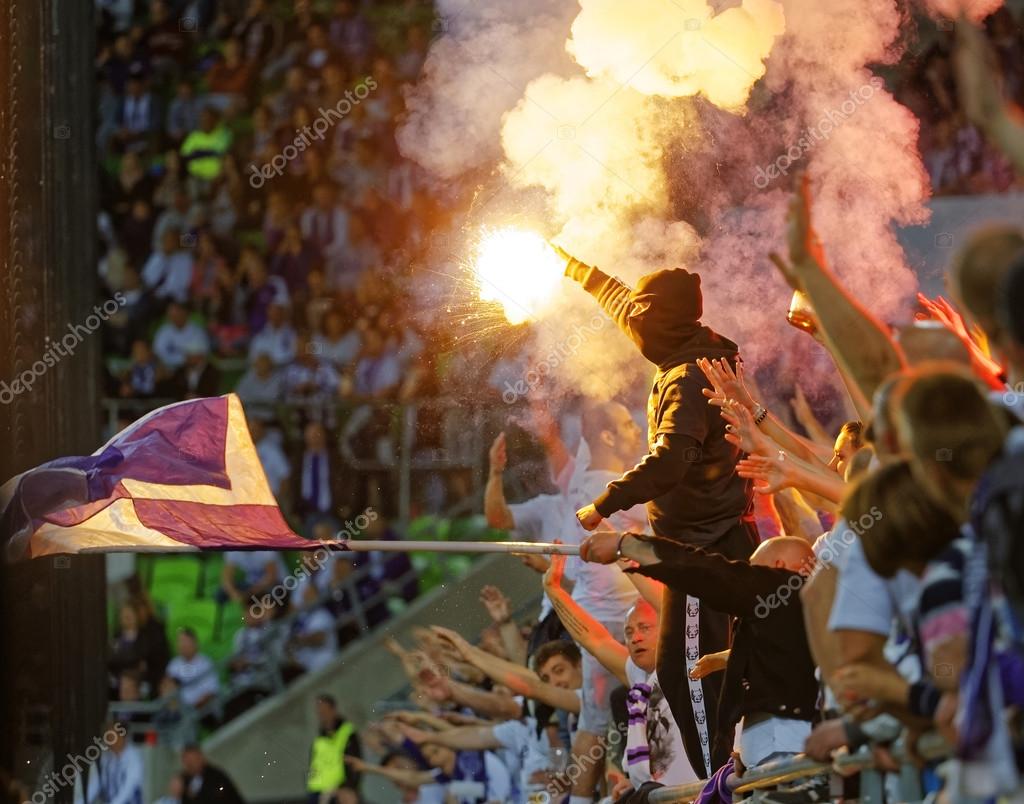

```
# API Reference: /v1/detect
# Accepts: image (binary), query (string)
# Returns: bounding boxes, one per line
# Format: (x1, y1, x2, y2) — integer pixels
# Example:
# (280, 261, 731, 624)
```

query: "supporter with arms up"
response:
(543, 552, 700, 802)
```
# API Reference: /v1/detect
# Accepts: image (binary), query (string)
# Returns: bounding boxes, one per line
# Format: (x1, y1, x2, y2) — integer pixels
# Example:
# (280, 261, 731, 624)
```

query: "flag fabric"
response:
(0, 394, 318, 561)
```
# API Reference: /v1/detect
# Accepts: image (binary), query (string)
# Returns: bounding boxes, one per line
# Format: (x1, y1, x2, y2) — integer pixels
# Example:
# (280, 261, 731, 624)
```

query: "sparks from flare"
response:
(472, 228, 565, 325)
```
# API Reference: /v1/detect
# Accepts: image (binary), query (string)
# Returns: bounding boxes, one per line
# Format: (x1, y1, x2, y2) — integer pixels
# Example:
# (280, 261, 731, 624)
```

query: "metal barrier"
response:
(648, 732, 950, 803)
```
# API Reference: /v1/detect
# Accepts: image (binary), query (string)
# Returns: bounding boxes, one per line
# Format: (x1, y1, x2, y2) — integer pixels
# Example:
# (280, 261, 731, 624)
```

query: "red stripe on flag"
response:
(133, 498, 312, 550)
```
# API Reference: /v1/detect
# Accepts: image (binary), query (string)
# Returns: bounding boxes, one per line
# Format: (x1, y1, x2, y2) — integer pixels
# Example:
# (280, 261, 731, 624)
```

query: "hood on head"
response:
(625, 268, 704, 365)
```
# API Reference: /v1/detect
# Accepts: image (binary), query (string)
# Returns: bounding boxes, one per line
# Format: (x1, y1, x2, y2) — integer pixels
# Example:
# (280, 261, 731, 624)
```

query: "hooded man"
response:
(557, 248, 757, 776)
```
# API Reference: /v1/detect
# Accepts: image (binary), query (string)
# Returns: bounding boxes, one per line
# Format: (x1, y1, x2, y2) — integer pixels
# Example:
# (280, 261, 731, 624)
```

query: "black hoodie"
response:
(567, 258, 753, 545)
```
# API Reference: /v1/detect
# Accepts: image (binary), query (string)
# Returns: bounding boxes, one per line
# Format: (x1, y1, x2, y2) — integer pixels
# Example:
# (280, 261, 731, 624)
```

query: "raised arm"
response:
(543, 555, 629, 685)
(431, 626, 581, 715)
(479, 585, 527, 667)
(402, 724, 502, 753)
(484, 433, 514, 529)
(769, 177, 904, 407)
(554, 245, 635, 337)
(345, 756, 435, 789)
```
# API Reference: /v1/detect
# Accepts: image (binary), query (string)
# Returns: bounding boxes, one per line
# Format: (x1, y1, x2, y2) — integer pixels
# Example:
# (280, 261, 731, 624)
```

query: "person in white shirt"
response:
(400, 713, 552, 804)
(248, 302, 297, 367)
(235, 352, 286, 416)
(484, 401, 650, 802)
(87, 723, 144, 804)
(152, 302, 209, 370)
(311, 310, 361, 370)
(248, 418, 291, 498)
(285, 334, 341, 402)
(543, 554, 700, 800)
(286, 582, 338, 675)
(165, 628, 220, 709)
(142, 229, 194, 304)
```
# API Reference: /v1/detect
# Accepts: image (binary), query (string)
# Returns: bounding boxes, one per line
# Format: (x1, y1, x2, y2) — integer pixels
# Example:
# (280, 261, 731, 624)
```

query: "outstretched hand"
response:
(736, 452, 793, 495)
(769, 174, 826, 290)
(479, 585, 512, 624)
(698, 357, 756, 412)
(720, 398, 771, 456)
(430, 625, 473, 659)
(488, 432, 507, 474)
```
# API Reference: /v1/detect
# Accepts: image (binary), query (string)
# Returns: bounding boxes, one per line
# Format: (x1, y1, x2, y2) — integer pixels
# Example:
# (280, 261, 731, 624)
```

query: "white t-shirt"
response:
(152, 321, 209, 370)
(166, 653, 220, 707)
(290, 606, 337, 672)
(492, 717, 551, 804)
(623, 658, 698, 787)
(445, 751, 512, 804)
(509, 472, 647, 623)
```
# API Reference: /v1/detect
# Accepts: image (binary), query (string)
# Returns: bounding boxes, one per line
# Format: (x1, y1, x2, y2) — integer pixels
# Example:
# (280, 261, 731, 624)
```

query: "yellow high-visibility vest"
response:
(307, 720, 356, 792)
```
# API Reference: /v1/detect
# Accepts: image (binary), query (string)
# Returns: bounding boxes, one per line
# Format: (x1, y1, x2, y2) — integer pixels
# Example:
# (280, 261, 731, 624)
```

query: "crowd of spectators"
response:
(899, 6, 1024, 195)
(325, 24, 1024, 803)
(87, 2, 1024, 802)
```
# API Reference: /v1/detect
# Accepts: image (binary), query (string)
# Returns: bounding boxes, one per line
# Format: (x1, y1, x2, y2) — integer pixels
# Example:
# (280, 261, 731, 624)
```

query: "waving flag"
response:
(0, 394, 316, 561)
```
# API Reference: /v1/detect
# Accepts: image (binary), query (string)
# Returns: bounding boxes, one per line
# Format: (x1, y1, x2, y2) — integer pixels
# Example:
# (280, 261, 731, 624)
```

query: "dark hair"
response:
(316, 694, 337, 709)
(533, 640, 581, 672)
(842, 460, 961, 577)
(178, 626, 198, 641)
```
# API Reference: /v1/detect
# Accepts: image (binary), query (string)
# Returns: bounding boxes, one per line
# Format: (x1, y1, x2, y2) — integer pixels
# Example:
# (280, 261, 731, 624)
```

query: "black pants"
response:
(657, 519, 758, 778)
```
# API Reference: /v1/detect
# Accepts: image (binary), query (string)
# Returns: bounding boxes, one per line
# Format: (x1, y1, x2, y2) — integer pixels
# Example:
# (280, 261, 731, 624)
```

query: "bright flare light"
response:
(473, 229, 565, 325)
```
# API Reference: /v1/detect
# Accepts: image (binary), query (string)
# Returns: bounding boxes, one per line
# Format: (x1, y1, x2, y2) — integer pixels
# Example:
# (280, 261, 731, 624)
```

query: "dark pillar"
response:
(0, 0, 107, 800)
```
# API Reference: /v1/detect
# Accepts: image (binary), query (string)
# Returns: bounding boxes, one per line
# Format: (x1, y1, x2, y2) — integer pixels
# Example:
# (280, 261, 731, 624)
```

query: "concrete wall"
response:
(202, 553, 544, 803)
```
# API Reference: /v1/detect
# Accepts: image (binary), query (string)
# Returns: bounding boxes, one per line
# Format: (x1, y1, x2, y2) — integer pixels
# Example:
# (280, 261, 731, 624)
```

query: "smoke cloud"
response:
(398, 0, 1002, 411)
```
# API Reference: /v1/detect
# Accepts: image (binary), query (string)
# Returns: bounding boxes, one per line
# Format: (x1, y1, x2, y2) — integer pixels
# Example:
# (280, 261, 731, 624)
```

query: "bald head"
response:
(750, 537, 815, 573)
(581, 400, 642, 470)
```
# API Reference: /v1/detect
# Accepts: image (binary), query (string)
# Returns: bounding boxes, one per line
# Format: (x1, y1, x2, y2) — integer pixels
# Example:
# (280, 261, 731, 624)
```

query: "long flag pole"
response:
(339, 540, 583, 556)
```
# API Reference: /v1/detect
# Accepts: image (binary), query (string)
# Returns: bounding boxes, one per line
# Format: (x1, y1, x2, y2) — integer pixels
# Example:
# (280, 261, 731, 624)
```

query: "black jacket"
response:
(629, 536, 819, 736)
(566, 260, 752, 544)
(183, 763, 246, 804)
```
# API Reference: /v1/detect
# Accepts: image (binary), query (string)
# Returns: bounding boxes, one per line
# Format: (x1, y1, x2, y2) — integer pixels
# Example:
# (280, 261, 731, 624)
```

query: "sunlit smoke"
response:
(568, 0, 785, 110)
(473, 229, 566, 325)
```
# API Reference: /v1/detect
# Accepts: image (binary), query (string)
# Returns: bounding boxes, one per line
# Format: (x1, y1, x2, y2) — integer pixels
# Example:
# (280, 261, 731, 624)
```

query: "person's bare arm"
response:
(479, 586, 527, 667)
(790, 386, 833, 449)
(345, 756, 434, 788)
(800, 567, 843, 683)
(774, 488, 826, 543)
(737, 450, 845, 507)
(402, 724, 502, 752)
(623, 562, 664, 613)
(543, 555, 629, 685)
(484, 433, 515, 529)
(769, 177, 904, 408)
(698, 359, 833, 468)
(447, 680, 522, 721)
(432, 626, 581, 714)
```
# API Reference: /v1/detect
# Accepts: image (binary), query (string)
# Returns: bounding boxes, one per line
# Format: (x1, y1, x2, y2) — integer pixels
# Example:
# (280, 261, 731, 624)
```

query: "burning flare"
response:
(473, 229, 565, 324)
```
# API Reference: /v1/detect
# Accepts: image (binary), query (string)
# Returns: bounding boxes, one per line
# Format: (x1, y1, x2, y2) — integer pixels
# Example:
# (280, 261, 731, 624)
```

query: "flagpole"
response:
(338, 539, 582, 556)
